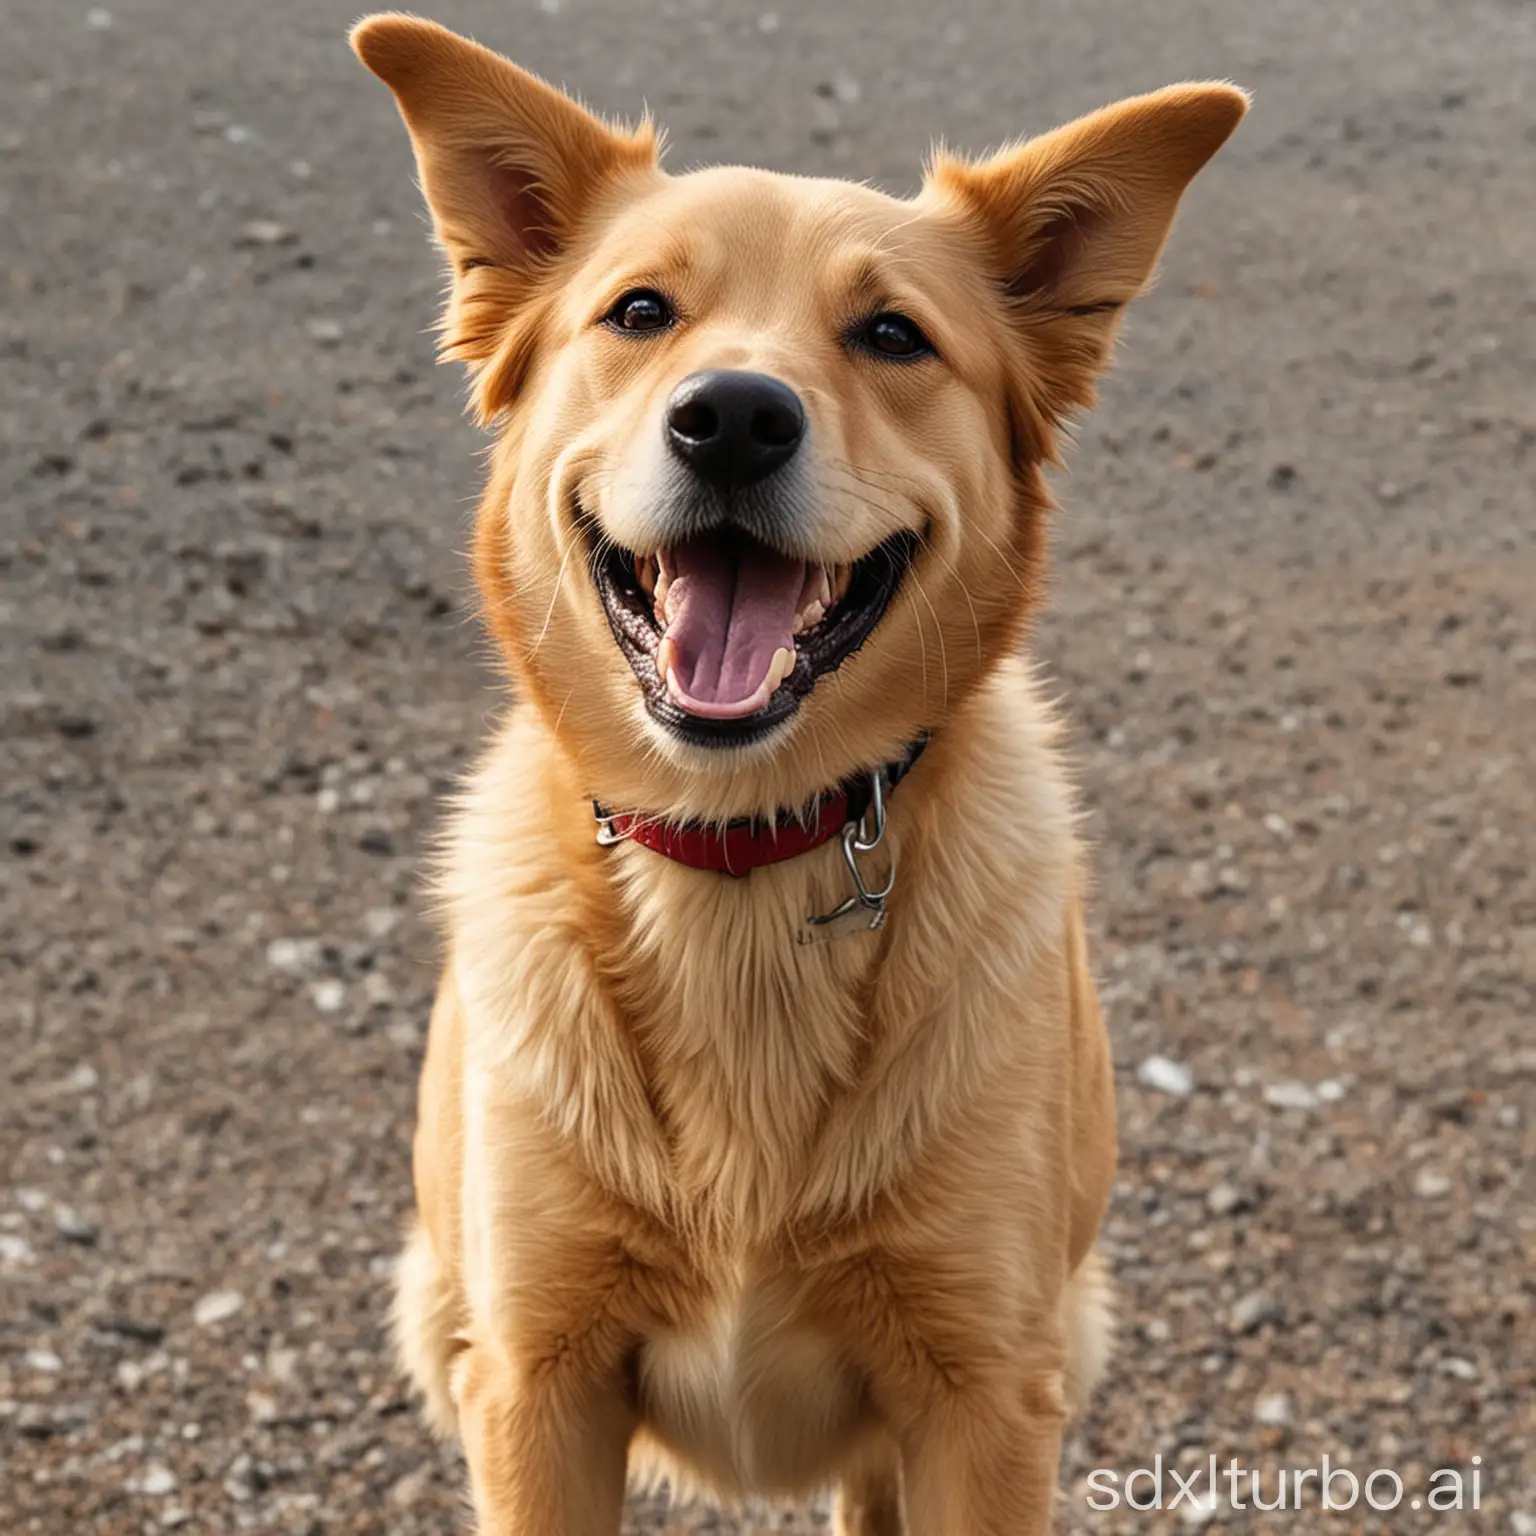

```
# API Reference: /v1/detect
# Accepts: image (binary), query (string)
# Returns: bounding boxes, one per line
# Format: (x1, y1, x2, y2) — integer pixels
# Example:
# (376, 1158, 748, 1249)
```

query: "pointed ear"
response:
(926, 83, 1247, 428)
(350, 14, 658, 368)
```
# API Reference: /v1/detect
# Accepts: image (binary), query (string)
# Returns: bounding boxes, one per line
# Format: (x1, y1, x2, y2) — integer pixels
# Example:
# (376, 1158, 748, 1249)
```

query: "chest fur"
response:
(635, 1270, 868, 1494)
(444, 667, 1080, 1229)
(611, 840, 883, 1215)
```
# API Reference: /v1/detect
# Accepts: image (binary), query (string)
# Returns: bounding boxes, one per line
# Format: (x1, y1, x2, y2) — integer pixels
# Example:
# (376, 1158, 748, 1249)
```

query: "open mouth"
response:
(592, 524, 919, 746)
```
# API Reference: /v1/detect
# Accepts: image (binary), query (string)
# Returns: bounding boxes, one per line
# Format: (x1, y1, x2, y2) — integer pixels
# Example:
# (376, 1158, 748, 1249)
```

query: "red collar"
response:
(592, 736, 929, 878)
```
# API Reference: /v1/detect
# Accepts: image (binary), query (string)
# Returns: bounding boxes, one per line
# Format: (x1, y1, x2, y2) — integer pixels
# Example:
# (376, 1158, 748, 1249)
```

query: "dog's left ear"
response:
(927, 83, 1247, 430)
(351, 14, 658, 399)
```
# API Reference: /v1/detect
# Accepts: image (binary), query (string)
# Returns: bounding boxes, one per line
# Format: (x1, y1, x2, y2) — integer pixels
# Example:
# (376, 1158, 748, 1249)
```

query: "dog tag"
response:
(796, 901, 886, 946)
(798, 784, 894, 945)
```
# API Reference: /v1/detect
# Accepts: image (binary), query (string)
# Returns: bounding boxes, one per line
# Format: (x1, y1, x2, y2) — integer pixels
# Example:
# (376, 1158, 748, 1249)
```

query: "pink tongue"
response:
(661, 532, 806, 719)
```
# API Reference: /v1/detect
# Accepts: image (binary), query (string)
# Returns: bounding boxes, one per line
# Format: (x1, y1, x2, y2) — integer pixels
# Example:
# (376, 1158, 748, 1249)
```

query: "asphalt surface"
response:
(3, 0, 1533, 1532)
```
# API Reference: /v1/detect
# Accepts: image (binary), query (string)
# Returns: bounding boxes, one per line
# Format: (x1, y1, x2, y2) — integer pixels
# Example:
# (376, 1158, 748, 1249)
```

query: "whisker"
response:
(524, 506, 596, 660)
(966, 522, 1034, 599)
(824, 461, 1034, 605)
(551, 683, 578, 736)
(905, 523, 982, 666)
(903, 562, 949, 710)
(824, 457, 929, 494)
(897, 580, 931, 716)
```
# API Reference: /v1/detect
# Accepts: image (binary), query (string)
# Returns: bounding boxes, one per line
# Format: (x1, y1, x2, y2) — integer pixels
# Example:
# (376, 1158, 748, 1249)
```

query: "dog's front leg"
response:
(822, 1253, 1069, 1536)
(898, 1388, 1064, 1536)
(453, 1338, 635, 1536)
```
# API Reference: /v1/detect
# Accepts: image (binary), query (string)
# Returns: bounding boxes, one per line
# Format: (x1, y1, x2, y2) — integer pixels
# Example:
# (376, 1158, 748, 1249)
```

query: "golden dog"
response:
(351, 16, 1244, 1532)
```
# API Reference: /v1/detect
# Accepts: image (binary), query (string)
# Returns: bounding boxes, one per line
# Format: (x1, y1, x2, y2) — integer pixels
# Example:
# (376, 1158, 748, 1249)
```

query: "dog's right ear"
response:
(351, 15, 658, 380)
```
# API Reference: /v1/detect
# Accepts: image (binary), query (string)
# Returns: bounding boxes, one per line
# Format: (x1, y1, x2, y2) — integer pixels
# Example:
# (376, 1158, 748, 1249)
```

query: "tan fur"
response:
(352, 15, 1245, 1532)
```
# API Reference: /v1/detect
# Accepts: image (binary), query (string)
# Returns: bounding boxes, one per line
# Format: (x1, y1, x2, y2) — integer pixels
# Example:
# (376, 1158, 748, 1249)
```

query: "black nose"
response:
(664, 370, 806, 489)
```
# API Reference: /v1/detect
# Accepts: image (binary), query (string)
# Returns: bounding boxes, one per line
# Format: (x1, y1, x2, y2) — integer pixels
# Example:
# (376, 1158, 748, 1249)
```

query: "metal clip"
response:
(801, 771, 895, 939)
(593, 812, 625, 847)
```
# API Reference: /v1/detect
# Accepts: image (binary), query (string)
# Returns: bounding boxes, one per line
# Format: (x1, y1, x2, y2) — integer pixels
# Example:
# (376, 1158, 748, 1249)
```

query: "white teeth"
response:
(656, 636, 675, 680)
(766, 646, 796, 691)
(793, 600, 824, 635)
(654, 549, 675, 621)
(829, 563, 851, 607)
(791, 565, 834, 634)
(635, 553, 657, 598)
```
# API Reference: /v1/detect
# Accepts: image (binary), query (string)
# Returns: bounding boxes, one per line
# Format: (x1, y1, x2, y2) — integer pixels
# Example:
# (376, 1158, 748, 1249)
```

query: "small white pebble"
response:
(55, 1205, 98, 1242)
(1253, 1391, 1292, 1426)
(363, 907, 400, 939)
(193, 1290, 244, 1328)
(1413, 1168, 1451, 1200)
(1179, 1489, 1222, 1525)
(311, 978, 346, 1015)
(1137, 1055, 1193, 1098)
(85, 7, 113, 28)
(362, 972, 396, 1008)
(1206, 1181, 1243, 1217)
(265, 937, 319, 976)
(26, 1349, 62, 1373)
(266, 1347, 301, 1384)
(1230, 1290, 1278, 1334)
(139, 1465, 178, 1497)
(1263, 1080, 1319, 1112)
(831, 72, 862, 105)
(758, 11, 780, 32)
(305, 317, 343, 345)
(235, 218, 293, 247)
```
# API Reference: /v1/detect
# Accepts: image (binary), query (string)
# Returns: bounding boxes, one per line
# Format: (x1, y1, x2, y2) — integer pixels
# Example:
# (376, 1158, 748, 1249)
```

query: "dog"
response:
(351, 15, 1244, 1532)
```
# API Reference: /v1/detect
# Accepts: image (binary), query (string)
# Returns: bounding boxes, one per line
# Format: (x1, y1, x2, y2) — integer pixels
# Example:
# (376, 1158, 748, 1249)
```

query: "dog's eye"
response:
(604, 289, 675, 334)
(853, 312, 935, 361)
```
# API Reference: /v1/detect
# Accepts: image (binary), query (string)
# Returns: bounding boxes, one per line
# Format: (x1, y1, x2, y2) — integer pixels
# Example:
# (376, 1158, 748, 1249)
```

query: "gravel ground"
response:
(3, 1, 1533, 1532)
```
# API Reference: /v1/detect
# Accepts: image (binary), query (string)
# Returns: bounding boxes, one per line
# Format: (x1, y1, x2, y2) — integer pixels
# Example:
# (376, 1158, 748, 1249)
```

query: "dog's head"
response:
(353, 16, 1245, 816)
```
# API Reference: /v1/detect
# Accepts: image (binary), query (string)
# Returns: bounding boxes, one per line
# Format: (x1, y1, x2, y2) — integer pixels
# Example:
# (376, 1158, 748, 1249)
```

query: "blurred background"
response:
(3, 0, 1532, 1531)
